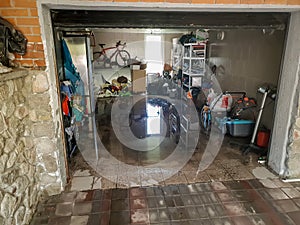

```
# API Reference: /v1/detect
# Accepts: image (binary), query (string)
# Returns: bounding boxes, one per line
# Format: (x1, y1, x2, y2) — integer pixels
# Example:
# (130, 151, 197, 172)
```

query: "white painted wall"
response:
(268, 11, 300, 177)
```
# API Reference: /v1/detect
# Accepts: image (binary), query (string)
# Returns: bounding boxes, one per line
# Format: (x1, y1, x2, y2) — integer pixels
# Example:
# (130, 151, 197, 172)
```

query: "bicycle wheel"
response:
(200, 106, 211, 132)
(93, 52, 106, 67)
(115, 50, 130, 67)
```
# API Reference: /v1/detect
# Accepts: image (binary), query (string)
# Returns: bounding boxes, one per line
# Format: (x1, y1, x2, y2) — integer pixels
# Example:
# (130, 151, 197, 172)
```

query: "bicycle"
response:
(93, 41, 131, 68)
(200, 104, 212, 133)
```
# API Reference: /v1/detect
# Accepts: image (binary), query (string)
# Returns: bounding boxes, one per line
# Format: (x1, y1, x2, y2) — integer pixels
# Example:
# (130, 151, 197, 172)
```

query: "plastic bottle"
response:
(207, 89, 216, 105)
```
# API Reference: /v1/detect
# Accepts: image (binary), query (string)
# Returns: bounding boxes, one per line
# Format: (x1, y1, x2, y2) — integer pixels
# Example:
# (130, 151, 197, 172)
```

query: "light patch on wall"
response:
(144, 35, 164, 74)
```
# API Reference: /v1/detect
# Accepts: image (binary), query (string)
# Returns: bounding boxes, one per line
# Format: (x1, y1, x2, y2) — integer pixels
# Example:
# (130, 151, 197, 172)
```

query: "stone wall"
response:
(0, 69, 66, 225)
(286, 83, 300, 178)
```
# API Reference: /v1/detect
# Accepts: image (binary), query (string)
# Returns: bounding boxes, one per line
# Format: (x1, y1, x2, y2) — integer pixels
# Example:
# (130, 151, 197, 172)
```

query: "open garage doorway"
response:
(49, 9, 291, 190)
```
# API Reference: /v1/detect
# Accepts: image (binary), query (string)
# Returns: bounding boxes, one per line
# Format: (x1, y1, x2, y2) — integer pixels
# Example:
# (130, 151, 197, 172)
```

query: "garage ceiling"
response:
(51, 10, 289, 30)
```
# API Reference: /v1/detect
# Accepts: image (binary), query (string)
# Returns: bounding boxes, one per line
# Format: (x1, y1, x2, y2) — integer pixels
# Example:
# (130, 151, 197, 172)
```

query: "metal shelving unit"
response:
(182, 43, 206, 89)
(180, 42, 207, 147)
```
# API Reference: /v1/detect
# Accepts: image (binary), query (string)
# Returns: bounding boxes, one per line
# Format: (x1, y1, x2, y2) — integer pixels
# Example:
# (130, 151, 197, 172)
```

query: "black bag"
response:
(0, 17, 27, 66)
(179, 33, 197, 46)
(117, 76, 128, 83)
(230, 97, 257, 120)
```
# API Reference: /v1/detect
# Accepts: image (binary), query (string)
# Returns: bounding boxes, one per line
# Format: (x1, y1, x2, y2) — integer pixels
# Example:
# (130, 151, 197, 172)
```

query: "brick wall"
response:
(1, 0, 300, 69)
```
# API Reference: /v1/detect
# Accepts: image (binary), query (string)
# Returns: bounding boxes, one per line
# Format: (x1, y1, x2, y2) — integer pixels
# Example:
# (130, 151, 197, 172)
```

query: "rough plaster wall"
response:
(208, 29, 285, 129)
(268, 12, 300, 177)
(39, 4, 68, 188)
(283, 11, 300, 178)
(0, 69, 64, 225)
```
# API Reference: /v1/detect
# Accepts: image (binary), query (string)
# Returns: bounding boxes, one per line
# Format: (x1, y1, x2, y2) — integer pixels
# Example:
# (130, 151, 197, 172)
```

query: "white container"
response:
(130, 65, 140, 70)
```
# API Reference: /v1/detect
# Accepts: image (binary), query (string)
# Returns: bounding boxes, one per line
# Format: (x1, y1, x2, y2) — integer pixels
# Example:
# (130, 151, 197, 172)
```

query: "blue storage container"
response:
(226, 119, 255, 137)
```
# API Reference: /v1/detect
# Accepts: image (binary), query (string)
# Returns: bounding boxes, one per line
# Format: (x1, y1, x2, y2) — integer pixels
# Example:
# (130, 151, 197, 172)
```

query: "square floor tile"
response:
(55, 202, 73, 217)
(70, 216, 89, 225)
(70, 177, 93, 191)
(196, 206, 209, 218)
(273, 199, 299, 213)
(87, 213, 100, 225)
(293, 198, 300, 208)
(110, 211, 130, 225)
(48, 216, 71, 225)
(158, 208, 170, 222)
(217, 191, 236, 202)
(223, 202, 246, 216)
(72, 202, 92, 216)
(130, 197, 147, 209)
(194, 183, 213, 192)
(282, 187, 300, 199)
(211, 181, 228, 191)
(232, 190, 255, 202)
(149, 209, 159, 223)
(247, 179, 264, 189)
(231, 216, 253, 225)
(112, 188, 128, 200)
(111, 198, 129, 211)
(210, 217, 234, 225)
(185, 206, 200, 220)
(266, 188, 289, 200)
(287, 211, 300, 225)
(130, 209, 149, 224)
(30, 216, 49, 225)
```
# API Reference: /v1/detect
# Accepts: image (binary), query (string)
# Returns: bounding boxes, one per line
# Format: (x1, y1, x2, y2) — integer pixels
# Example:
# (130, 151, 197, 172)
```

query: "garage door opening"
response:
(51, 10, 289, 189)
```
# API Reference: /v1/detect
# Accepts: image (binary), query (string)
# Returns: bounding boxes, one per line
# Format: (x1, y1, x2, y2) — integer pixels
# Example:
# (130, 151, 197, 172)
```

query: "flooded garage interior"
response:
(51, 10, 289, 190)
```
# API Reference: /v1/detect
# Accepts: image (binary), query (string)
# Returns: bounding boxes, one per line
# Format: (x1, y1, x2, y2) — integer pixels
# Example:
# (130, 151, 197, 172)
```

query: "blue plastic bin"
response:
(226, 119, 255, 137)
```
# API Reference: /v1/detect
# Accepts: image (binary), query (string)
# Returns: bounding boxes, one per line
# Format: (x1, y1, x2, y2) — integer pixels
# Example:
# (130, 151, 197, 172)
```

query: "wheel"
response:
(115, 50, 130, 67)
(168, 110, 180, 144)
(200, 106, 211, 133)
(93, 52, 106, 67)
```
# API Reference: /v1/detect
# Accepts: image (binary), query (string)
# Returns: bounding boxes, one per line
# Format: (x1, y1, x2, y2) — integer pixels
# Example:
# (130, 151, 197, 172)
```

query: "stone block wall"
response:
(0, 69, 66, 225)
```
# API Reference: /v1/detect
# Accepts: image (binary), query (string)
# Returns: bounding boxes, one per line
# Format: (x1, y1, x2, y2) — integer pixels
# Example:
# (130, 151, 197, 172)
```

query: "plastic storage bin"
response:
(226, 120, 255, 137)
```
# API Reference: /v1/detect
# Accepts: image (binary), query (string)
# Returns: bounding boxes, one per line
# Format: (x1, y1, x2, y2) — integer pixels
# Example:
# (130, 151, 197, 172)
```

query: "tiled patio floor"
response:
(31, 179, 300, 225)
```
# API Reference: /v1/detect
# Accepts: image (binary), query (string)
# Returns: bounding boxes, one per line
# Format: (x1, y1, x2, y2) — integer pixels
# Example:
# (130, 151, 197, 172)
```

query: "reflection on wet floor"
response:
(70, 96, 269, 190)
(31, 178, 300, 225)
(97, 97, 176, 166)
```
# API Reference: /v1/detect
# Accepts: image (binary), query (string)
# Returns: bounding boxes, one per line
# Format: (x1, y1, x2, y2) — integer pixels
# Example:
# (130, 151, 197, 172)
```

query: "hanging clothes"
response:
(60, 82, 73, 98)
(62, 95, 70, 116)
(61, 39, 81, 87)
(61, 38, 86, 122)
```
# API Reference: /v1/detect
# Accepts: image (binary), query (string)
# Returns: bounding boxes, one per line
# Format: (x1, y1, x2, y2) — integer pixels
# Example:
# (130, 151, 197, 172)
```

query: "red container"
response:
(257, 130, 270, 148)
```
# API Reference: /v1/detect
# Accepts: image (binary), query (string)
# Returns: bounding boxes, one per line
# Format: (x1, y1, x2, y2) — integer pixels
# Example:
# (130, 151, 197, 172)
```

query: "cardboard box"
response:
(131, 70, 146, 93)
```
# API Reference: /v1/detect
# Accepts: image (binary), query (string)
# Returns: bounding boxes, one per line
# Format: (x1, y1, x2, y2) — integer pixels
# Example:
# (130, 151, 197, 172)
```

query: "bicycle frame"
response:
(93, 41, 130, 68)
(99, 44, 125, 62)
